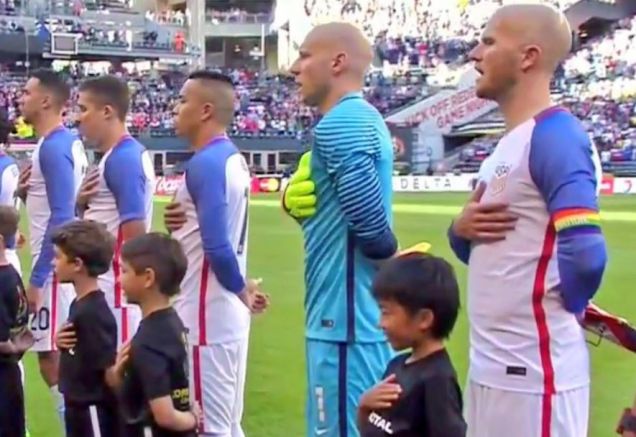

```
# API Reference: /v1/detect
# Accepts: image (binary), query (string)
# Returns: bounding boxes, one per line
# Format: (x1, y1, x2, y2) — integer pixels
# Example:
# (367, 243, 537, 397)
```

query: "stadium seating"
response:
(0, 67, 426, 140)
(1, 0, 634, 171)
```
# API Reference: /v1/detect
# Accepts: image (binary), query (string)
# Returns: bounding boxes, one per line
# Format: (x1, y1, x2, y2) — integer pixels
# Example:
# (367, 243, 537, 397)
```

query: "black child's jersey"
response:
(361, 349, 467, 437)
(120, 307, 194, 437)
(0, 264, 29, 362)
(59, 290, 118, 404)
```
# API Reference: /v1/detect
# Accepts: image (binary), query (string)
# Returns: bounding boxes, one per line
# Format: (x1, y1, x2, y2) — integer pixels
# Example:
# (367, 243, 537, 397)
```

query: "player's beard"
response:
(304, 83, 330, 108)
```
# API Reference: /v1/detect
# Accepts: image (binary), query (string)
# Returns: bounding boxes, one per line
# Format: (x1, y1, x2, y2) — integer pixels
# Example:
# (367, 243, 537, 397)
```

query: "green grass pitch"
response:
(18, 193, 636, 437)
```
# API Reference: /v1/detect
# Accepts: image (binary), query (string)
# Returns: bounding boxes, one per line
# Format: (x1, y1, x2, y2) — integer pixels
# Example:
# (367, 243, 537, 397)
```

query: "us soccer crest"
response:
(490, 162, 511, 196)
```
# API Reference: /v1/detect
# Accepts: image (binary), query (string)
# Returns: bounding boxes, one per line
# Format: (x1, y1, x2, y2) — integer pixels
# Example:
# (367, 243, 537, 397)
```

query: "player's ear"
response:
(520, 44, 541, 72)
(103, 104, 115, 121)
(201, 102, 215, 123)
(416, 308, 434, 332)
(143, 267, 157, 290)
(41, 93, 52, 111)
(332, 52, 347, 75)
(73, 256, 84, 273)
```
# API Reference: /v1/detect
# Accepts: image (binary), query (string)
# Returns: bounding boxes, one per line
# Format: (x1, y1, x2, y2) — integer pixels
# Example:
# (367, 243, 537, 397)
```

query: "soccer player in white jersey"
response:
(447, 5, 607, 437)
(0, 109, 21, 273)
(165, 70, 268, 437)
(18, 69, 88, 427)
(71, 75, 154, 346)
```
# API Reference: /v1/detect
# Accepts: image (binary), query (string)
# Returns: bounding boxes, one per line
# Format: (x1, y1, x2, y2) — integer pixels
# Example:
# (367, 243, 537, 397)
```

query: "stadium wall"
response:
(153, 174, 636, 196)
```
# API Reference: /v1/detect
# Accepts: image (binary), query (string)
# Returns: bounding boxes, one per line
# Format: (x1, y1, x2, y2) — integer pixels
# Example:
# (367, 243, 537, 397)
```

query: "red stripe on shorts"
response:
(121, 307, 128, 344)
(51, 274, 58, 351)
(113, 227, 124, 308)
(532, 223, 557, 437)
(199, 260, 209, 345)
(193, 346, 203, 412)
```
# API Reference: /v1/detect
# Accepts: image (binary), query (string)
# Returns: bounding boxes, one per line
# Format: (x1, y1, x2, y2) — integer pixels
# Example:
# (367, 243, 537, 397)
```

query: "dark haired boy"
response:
(358, 253, 467, 437)
(0, 206, 33, 437)
(53, 220, 121, 437)
(108, 232, 200, 436)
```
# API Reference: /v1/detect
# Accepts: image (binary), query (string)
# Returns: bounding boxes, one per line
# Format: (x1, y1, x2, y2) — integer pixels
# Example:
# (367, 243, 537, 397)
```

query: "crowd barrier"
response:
(153, 174, 636, 196)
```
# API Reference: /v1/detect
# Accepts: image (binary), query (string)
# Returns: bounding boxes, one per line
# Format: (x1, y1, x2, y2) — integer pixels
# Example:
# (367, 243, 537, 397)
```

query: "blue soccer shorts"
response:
(305, 339, 393, 437)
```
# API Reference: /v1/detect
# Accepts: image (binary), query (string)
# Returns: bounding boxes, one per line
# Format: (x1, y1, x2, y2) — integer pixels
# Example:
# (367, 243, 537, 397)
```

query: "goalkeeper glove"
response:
(282, 151, 317, 220)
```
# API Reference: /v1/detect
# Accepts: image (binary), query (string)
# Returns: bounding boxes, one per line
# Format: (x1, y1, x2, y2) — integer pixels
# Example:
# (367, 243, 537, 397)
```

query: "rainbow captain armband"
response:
(553, 208, 601, 232)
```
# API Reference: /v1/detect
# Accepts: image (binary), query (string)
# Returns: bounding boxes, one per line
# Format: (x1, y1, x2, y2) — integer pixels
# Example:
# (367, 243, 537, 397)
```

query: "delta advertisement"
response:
(154, 174, 636, 196)
(392, 174, 636, 195)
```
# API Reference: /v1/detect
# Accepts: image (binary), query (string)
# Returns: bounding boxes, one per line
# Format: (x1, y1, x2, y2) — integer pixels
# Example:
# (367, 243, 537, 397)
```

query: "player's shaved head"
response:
(186, 70, 235, 127)
(291, 22, 373, 111)
(492, 3, 572, 72)
(470, 3, 573, 102)
(305, 22, 373, 78)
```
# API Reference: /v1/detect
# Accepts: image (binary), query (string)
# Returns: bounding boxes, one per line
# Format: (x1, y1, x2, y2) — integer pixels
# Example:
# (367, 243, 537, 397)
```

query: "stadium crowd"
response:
(0, 0, 634, 168)
(0, 66, 427, 139)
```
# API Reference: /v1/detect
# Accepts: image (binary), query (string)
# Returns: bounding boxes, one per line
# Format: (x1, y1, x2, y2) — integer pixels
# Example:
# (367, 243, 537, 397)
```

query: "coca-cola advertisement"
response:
(153, 175, 285, 196)
(154, 175, 184, 196)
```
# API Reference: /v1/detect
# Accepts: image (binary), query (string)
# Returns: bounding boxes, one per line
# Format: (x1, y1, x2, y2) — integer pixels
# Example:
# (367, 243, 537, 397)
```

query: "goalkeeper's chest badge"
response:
(490, 162, 512, 196)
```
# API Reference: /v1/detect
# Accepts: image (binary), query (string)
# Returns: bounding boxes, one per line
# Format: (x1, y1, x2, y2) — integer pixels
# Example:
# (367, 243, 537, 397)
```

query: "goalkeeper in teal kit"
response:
(285, 23, 401, 437)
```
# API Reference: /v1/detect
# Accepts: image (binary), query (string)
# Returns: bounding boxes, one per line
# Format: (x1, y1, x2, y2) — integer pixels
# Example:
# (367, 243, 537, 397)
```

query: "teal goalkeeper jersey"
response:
(302, 92, 395, 343)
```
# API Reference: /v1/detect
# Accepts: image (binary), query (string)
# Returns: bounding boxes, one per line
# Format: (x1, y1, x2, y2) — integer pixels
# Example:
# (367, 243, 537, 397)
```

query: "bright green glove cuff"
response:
(283, 151, 317, 219)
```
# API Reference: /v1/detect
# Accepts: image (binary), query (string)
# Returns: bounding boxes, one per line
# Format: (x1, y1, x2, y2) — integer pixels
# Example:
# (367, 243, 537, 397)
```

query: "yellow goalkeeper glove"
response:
(398, 242, 432, 257)
(282, 151, 317, 220)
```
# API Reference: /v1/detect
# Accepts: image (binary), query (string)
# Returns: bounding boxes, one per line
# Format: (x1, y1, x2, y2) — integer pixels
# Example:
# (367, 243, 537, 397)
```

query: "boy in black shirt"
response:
(0, 206, 33, 437)
(52, 220, 120, 437)
(107, 232, 199, 436)
(358, 253, 467, 437)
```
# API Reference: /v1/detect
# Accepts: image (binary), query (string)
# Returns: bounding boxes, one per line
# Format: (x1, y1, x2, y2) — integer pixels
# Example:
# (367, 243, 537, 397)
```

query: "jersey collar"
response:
(204, 133, 229, 149)
(115, 133, 133, 148)
(338, 91, 363, 104)
(43, 125, 65, 140)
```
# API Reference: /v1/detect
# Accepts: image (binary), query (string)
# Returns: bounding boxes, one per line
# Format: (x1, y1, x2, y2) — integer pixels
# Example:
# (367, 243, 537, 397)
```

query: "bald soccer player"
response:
(165, 70, 268, 437)
(447, 5, 607, 436)
(288, 23, 399, 437)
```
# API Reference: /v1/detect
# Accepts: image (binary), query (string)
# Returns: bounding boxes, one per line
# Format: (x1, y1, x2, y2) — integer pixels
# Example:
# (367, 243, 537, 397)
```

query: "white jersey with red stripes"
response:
(27, 127, 87, 287)
(83, 135, 155, 309)
(467, 109, 592, 395)
(171, 137, 251, 345)
(0, 152, 21, 274)
(25, 126, 87, 351)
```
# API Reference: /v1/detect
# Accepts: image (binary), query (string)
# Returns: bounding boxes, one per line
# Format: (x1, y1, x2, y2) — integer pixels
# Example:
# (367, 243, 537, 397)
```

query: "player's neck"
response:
(34, 115, 64, 139)
(407, 338, 445, 364)
(73, 276, 99, 300)
(499, 81, 553, 132)
(0, 249, 8, 266)
(318, 83, 362, 115)
(139, 292, 171, 318)
(191, 125, 227, 151)
(100, 124, 129, 153)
